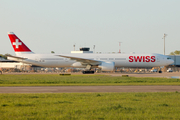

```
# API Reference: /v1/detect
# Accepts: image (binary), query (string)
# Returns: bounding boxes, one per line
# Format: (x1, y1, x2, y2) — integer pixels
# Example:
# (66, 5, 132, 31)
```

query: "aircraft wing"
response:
(56, 55, 101, 65)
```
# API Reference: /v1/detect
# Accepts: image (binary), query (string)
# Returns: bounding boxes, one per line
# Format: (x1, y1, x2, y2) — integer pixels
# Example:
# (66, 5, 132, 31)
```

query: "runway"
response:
(3, 72, 180, 78)
(0, 86, 180, 93)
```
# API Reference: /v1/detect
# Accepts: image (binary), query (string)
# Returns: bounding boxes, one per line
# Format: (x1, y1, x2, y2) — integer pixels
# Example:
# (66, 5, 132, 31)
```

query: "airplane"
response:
(7, 32, 174, 74)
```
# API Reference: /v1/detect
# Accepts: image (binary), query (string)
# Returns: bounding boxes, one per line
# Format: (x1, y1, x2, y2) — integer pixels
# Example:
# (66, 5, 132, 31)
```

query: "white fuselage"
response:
(8, 53, 174, 68)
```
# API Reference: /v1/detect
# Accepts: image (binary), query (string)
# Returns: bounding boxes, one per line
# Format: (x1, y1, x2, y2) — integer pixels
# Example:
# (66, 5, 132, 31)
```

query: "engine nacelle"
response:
(71, 62, 85, 68)
(98, 61, 115, 71)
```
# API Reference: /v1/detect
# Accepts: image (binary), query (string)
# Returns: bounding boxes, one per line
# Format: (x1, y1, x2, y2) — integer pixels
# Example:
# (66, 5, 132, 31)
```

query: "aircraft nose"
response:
(169, 59, 174, 65)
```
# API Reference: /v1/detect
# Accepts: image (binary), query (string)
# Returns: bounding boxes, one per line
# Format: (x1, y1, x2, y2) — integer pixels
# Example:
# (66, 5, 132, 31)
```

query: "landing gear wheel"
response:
(159, 71, 162, 73)
(82, 71, 95, 74)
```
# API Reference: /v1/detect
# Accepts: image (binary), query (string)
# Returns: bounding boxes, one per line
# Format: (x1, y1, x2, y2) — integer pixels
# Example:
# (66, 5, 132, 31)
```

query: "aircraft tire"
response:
(82, 71, 95, 74)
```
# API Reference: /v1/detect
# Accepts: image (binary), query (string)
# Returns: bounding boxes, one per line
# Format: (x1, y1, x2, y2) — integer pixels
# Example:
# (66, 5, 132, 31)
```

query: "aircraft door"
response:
(156, 56, 160, 62)
(96, 56, 99, 60)
(35, 56, 40, 62)
(65, 58, 68, 62)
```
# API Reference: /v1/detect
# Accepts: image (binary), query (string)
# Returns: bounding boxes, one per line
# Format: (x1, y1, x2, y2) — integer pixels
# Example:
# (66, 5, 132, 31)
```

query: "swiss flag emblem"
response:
(13, 39, 22, 48)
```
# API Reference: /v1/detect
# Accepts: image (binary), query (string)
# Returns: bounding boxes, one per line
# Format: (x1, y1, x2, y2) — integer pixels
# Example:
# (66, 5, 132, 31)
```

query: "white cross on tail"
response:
(13, 39, 22, 48)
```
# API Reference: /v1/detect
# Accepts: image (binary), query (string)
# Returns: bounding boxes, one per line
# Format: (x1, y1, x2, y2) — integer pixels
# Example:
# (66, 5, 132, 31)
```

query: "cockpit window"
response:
(167, 57, 171, 59)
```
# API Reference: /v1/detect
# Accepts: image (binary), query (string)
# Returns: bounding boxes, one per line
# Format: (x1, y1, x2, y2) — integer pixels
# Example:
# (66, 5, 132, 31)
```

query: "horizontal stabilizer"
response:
(6, 55, 27, 60)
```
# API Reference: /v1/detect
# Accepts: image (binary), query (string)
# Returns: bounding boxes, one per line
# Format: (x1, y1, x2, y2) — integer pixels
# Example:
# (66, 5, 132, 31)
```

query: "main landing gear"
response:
(82, 64, 95, 74)
(159, 66, 163, 73)
(82, 71, 95, 74)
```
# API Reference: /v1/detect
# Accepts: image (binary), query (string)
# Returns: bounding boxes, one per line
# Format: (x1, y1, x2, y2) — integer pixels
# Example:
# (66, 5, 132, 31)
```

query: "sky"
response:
(1, 0, 180, 55)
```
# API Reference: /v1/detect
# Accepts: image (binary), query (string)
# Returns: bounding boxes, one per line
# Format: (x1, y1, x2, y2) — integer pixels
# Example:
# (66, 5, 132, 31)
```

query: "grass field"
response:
(0, 92, 180, 119)
(0, 74, 180, 86)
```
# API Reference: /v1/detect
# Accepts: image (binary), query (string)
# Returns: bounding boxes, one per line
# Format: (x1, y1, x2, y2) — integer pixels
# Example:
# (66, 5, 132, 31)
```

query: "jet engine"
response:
(72, 62, 85, 68)
(98, 61, 115, 71)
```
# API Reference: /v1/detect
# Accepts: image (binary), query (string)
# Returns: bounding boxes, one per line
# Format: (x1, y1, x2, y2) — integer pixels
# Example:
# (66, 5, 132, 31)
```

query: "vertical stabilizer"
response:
(8, 32, 33, 55)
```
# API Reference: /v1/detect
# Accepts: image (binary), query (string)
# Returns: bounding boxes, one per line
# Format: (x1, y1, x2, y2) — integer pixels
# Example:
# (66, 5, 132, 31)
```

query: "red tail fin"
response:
(8, 32, 33, 54)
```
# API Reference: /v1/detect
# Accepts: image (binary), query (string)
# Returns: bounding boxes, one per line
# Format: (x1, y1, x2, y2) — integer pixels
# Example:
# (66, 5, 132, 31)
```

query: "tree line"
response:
(170, 50, 180, 55)
(0, 54, 11, 59)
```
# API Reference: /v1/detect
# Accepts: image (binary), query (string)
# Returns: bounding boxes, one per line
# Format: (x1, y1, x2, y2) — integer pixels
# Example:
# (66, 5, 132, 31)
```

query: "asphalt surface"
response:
(0, 86, 180, 93)
(3, 71, 180, 78)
